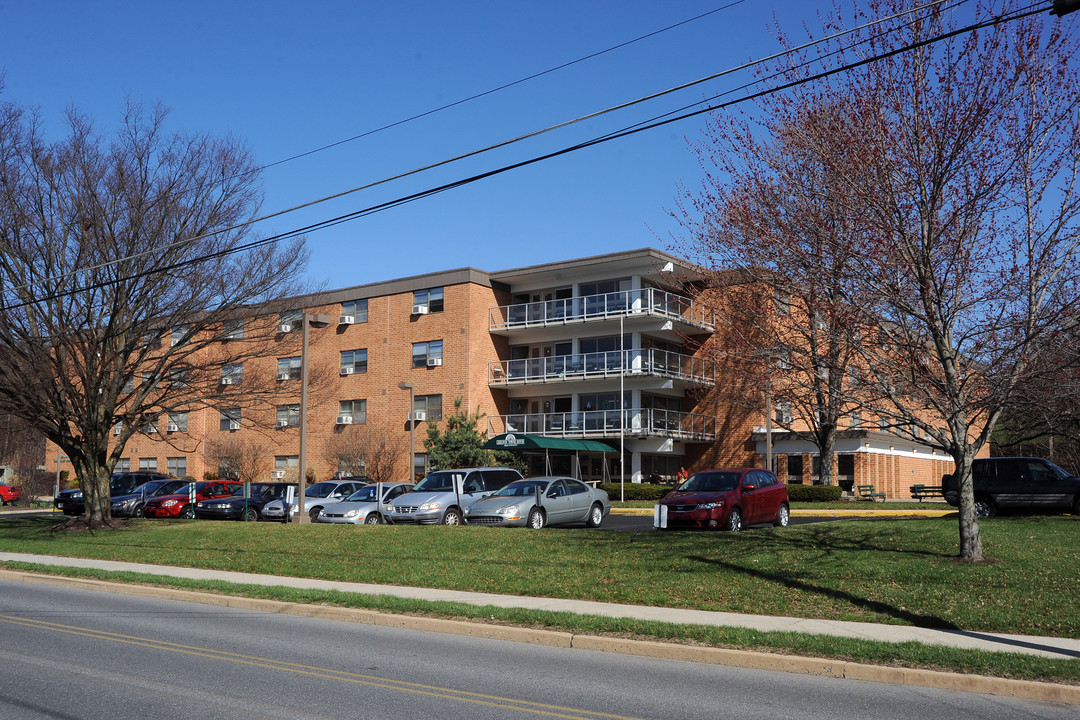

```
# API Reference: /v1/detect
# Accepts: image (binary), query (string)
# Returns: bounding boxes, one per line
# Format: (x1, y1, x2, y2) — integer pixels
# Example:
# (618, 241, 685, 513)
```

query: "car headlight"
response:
(162, 499, 179, 507)
(495, 505, 519, 516)
(698, 501, 722, 510)
(343, 509, 360, 518)
(417, 501, 442, 512)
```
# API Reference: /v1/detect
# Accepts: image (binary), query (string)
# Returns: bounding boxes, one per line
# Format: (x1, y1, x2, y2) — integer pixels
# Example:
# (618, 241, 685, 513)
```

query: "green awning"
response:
(483, 433, 618, 453)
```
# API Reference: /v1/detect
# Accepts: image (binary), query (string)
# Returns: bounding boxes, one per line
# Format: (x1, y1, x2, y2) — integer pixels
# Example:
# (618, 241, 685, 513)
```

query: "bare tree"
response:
(0, 411, 48, 503)
(323, 424, 406, 483)
(0, 100, 309, 525)
(205, 437, 269, 483)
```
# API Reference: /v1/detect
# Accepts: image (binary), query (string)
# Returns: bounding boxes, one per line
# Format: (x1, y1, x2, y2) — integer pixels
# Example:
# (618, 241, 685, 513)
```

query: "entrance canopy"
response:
(483, 433, 617, 453)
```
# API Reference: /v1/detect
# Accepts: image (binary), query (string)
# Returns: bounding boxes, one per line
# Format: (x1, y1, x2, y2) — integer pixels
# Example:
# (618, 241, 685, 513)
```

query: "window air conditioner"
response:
(277, 419, 290, 428)
(278, 323, 293, 333)
(409, 411, 426, 422)
(340, 366, 354, 375)
(220, 377, 234, 385)
(228, 420, 241, 430)
(278, 372, 291, 381)
(112, 426, 122, 435)
(271, 470, 286, 479)
(427, 357, 442, 367)
(167, 423, 180, 433)
(338, 315, 354, 325)
(336, 415, 353, 425)
(412, 304, 429, 315)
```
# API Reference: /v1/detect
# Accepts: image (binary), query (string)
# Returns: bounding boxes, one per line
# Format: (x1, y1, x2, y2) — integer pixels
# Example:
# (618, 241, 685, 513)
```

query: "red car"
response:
(142, 481, 243, 519)
(0, 483, 22, 505)
(655, 468, 789, 532)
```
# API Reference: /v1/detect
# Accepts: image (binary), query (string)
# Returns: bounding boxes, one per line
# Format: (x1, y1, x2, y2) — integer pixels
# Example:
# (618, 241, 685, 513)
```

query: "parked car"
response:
(943, 457, 1080, 518)
(0, 482, 22, 505)
(314, 482, 414, 524)
(110, 479, 188, 517)
(260, 478, 371, 522)
(54, 471, 169, 516)
(463, 477, 610, 528)
(195, 482, 298, 521)
(655, 468, 789, 532)
(142, 480, 244, 519)
(385, 468, 522, 525)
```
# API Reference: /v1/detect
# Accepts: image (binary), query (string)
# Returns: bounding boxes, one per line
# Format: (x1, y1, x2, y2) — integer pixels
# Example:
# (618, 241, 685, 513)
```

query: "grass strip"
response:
(4, 561, 1077, 685)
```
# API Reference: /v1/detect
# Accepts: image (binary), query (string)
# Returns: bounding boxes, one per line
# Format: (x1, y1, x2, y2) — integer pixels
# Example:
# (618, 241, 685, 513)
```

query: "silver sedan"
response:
(314, 482, 413, 524)
(463, 477, 610, 528)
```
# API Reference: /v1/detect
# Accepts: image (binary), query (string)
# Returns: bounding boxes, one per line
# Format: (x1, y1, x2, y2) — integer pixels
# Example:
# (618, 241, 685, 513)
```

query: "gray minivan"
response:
(385, 468, 522, 525)
(943, 457, 1080, 518)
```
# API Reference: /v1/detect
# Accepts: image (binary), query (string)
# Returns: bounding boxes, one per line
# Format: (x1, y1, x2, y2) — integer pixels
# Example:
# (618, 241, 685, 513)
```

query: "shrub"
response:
(785, 483, 843, 502)
(600, 482, 672, 502)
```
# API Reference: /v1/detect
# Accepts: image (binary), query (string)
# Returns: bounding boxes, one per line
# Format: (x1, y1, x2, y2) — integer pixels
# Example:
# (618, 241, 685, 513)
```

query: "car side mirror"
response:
(742, 483, 756, 491)
(546, 490, 558, 499)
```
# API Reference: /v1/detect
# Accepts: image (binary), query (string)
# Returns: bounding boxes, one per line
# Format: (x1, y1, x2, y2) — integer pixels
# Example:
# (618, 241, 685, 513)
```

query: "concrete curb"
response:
(2, 568, 1075, 706)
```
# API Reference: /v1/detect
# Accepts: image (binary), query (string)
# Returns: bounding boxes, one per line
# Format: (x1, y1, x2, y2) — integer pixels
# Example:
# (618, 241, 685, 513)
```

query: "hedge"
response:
(784, 483, 843, 502)
(599, 482, 672, 501)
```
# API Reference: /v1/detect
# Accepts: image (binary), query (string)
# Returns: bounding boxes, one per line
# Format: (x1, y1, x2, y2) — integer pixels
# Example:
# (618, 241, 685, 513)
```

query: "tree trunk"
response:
(953, 454, 983, 561)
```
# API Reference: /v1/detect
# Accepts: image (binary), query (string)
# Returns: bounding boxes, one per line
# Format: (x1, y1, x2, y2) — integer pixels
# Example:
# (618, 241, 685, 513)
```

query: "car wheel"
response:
(527, 508, 545, 529)
(442, 508, 462, 525)
(180, 505, 195, 519)
(726, 508, 743, 532)
(364, 512, 381, 524)
(586, 503, 603, 528)
(774, 503, 790, 527)
(309, 507, 322, 522)
(974, 496, 996, 519)
(132, 504, 144, 518)
(243, 507, 258, 522)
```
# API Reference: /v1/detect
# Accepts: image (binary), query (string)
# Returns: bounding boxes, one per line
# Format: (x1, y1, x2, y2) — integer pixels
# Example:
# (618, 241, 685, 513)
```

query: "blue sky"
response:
(0, 1, 987, 290)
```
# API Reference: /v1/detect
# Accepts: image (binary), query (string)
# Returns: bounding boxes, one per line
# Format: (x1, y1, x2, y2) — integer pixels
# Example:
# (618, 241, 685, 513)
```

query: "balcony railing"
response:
(488, 408, 716, 442)
(490, 288, 714, 333)
(488, 348, 714, 386)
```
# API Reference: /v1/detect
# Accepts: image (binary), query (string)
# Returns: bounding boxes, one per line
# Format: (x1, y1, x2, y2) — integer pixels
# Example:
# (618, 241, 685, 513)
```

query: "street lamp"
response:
(296, 312, 331, 523)
(398, 382, 415, 481)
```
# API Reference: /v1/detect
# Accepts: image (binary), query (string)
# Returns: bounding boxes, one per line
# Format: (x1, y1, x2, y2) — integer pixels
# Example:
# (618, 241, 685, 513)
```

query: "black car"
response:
(194, 482, 298, 521)
(110, 479, 189, 518)
(943, 457, 1080, 518)
(54, 471, 170, 516)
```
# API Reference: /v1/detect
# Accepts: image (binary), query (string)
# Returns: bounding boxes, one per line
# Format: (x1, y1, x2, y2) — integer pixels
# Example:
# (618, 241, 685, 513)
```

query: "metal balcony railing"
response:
(488, 348, 715, 386)
(488, 408, 716, 442)
(489, 288, 714, 333)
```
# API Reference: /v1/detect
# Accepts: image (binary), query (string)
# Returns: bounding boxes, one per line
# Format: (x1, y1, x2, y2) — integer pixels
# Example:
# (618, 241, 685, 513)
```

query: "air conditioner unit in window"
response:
(278, 323, 293, 333)
(426, 357, 442, 367)
(271, 470, 286, 479)
(278, 372, 291, 381)
(112, 426, 122, 435)
(412, 304, 429, 315)
(408, 411, 426, 422)
(277, 419, 290, 428)
(220, 377, 234, 385)
(228, 420, 241, 430)
(338, 315, 354, 325)
(167, 423, 180, 433)
(340, 366, 354, 375)
(336, 415, 353, 425)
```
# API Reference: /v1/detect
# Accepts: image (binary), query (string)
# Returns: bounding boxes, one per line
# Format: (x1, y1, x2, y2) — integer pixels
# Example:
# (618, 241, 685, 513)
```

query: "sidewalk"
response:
(1, 551, 1076, 660)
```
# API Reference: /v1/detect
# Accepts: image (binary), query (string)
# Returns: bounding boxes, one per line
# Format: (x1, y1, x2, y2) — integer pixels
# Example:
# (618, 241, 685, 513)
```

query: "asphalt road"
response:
(1, 579, 1073, 720)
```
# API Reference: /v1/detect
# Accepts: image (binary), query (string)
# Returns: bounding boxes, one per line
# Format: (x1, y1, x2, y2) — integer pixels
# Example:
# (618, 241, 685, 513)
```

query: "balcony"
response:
(489, 348, 714, 387)
(489, 288, 714, 334)
(488, 408, 716, 442)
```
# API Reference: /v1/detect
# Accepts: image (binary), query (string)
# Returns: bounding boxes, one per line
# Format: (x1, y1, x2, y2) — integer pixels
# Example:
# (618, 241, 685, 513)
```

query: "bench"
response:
(857, 484, 886, 502)
(910, 484, 945, 501)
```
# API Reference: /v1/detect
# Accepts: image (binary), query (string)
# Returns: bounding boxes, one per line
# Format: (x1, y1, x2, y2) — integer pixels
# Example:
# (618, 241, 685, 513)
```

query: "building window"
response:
(414, 394, 442, 421)
(413, 287, 444, 313)
(341, 349, 368, 374)
(115, 458, 130, 473)
(775, 401, 792, 425)
(167, 368, 190, 388)
(141, 420, 158, 435)
(167, 457, 187, 477)
(342, 299, 368, 323)
(220, 408, 241, 431)
(224, 319, 244, 340)
(412, 340, 443, 368)
(850, 411, 862, 429)
(171, 325, 190, 347)
(278, 309, 302, 332)
(167, 412, 188, 432)
(274, 456, 299, 474)
(143, 332, 162, 350)
(139, 457, 158, 471)
(277, 356, 302, 380)
(221, 363, 243, 385)
(339, 399, 367, 424)
(276, 404, 301, 428)
(775, 288, 791, 316)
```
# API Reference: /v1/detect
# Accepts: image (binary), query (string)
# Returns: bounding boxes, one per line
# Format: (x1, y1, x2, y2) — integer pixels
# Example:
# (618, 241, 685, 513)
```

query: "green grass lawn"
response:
(0, 514, 1076, 637)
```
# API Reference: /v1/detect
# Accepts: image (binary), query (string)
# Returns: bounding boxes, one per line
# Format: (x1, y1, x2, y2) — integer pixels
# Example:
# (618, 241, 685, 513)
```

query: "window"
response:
(221, 363, 243, 385)
(339, 400, 367, 424)
(122, 375, 135, 393)
(115, 458, 131, 473)
(279, 309, 302, 331)
(167, 368, 190, 388)
(414, 394, 443, 421)
(167, 412, 188, 432)
(220, 408, 241, 431)
(141, 420, 158, 434)
(775, 288, 791, 316)
(342, 299, 368, 323)
(139, 457, 158, 471)
(277, 356, 302, 380)
(775, 401, 793, 425)
(224, 319, 244, 340)
(276, 405, 301, 428)
(412, 340, 443, 368)
(167, 457, 186, 477)
(275, 456, 299, 472)
(413, 287, 444, 313)
(341, 349, 368, 374)
(143, 332, 162, 350)
(171, 325, 189, 347)
(850, 411, 862, 429)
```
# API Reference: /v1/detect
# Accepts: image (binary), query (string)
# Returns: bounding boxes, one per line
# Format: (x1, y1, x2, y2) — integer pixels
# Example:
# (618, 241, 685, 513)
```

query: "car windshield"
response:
(678, 472, 740, 493)
(305, 482, 340, 498)
(1043, 460, 1072, 480)
(413, 471, 459, 493)
(345, 486, 380, 502)
(151, 481, 186, 496)
(245, 483, 292, 498)
(492, 480, 550, 497)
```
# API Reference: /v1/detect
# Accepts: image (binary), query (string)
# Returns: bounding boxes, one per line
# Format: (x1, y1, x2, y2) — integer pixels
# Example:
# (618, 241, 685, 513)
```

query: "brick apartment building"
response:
(48, 247, 959, 497)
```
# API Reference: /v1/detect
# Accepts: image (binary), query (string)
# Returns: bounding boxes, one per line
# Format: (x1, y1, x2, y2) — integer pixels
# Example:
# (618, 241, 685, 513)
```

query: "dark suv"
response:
(54, 471, 169, 516)
(943, 457, 1080, 518)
